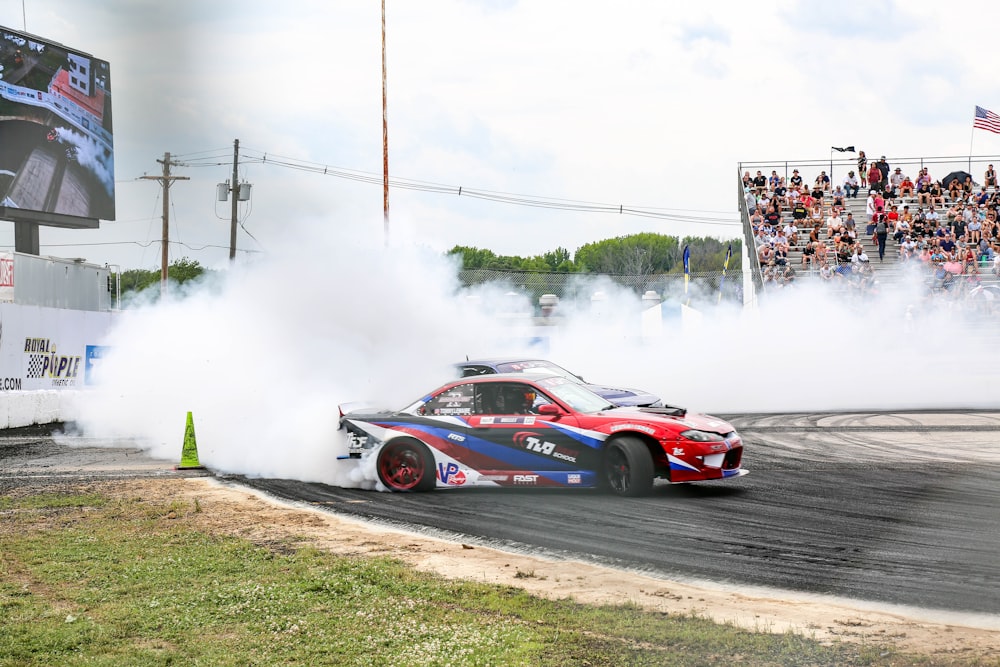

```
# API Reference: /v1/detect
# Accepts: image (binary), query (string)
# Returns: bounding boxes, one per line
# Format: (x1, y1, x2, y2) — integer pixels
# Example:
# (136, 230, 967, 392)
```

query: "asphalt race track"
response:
(3, 412, 999, 616)
(233, 411, 1000, 616)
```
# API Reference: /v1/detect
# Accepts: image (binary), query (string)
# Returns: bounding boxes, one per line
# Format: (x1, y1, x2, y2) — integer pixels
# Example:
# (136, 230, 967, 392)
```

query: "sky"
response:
(4, 0, 1000, 271)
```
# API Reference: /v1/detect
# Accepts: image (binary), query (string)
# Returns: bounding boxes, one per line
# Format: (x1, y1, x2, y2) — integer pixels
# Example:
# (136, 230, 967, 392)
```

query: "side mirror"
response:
(537, 403, 562, 416)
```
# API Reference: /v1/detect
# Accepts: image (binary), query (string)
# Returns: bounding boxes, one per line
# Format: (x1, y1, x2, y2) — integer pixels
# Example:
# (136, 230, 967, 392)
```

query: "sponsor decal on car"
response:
(513, 474, 539, 485)
(567, 474, 582, 484)
(437, 462, 467, 486)
(478, 474, 510, 482)
(447, 433, 466, 442)
(672, 447, 685, 456)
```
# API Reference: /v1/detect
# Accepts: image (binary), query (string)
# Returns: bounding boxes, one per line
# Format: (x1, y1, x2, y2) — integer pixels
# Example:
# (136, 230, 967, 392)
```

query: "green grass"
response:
(0, 490, 989, 667)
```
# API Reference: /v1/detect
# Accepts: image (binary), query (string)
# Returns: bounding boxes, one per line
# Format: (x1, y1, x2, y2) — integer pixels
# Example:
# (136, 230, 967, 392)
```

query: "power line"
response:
(175, 147, 740, 227)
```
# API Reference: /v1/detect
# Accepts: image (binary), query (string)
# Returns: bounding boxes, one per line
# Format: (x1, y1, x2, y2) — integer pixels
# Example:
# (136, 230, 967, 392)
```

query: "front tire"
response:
(377, 439, 437, 492)
(603, 436, 654, 497)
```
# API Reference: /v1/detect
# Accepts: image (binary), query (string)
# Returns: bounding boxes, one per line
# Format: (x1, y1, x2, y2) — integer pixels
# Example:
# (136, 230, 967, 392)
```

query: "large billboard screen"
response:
(0, 25, 114, 224)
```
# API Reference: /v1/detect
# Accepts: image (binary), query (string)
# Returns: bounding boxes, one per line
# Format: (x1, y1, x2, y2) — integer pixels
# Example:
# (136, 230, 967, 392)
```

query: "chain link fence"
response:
(457, 268, 744, 310)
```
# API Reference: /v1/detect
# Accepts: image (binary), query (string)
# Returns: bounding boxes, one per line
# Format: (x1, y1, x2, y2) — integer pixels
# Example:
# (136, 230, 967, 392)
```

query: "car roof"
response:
(459, 358, 548, 366)
(448, 372, 561, 385)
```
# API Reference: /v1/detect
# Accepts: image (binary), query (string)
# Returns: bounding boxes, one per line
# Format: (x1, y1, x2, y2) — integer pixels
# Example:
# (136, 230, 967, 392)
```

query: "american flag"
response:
(974, 106, 1000, 134)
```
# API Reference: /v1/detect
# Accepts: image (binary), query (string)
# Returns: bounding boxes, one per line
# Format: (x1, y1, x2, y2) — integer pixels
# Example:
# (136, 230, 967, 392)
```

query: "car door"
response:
(464, 381, 585, 475)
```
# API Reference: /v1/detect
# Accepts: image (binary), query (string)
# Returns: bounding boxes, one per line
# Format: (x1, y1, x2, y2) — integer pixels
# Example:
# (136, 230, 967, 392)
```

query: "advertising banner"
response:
(0, 302, 116, 391)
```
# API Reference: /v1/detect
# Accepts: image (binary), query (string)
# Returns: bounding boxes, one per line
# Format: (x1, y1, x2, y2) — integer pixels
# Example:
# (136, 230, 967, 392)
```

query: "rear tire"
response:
(377, 439, 437, 492)
(603, 436, 654, 497)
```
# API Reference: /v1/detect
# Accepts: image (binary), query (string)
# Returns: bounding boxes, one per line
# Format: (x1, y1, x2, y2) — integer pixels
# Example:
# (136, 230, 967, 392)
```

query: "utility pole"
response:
(140, 152, 189, 295)
(381, 0, 390, 246)
(230, 139, 239, 260)
(216, 139, 251, 260)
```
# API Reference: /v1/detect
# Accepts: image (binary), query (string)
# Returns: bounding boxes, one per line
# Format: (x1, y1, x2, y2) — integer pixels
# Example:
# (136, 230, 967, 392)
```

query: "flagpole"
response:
(970, 106, 976, 170)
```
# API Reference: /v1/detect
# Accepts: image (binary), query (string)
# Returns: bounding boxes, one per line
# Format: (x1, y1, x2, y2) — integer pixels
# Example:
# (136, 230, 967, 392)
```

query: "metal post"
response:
(230, 139, 239, 260)
(382, 0, 390, 246)
(161, 152, 170, 288)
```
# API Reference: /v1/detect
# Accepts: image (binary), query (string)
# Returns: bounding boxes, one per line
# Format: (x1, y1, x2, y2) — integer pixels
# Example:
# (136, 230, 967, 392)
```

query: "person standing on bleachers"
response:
(985, 164, 997, 189)
(876, 156, 891, 193)
(858, 151, 868, 188)
(868, 162, 884, 194)
(874, 209, 890, 261)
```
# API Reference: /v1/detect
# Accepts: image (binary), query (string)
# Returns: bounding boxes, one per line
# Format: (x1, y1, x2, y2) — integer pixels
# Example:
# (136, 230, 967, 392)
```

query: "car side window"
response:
(475, 383, 552, 415)
(421, 383, 476, 416)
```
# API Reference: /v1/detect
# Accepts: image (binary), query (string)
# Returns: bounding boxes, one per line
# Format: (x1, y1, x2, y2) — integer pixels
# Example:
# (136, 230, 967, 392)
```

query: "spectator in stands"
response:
(745, 188, 757, 215)
(750, 207, 764, 228)
(783, 220, 800, 247)
(814, 171, 831, 192)
(887, 203, 900, 230)
(866, 191, 877, 227)
(911, 208, 927, 238)
(930, 181, 945, 206)
(844, 171, 860, 198)
(773, 244, 789, 266)
(826, 208, 844, 239)
(832, 185, 846, 208)
(810, 201, 824, 226)
(925, 205, 941, 231)
(940, 231, 957, 256)
(819, 259, 834, 281)
(801, 240, 817, 268)
(875, 156, 891, 190)
(773, 227, 790, 252)
(752, 170, 767, 194)
(893, 211, 911, 243)
(868, 162, 883, 193)
(764, 205, 781, 230)
(769, 170, 781, 189)
(889, 167, 905, 197)
(900, 236, 917, 261)
(969, 209, 983, 245)
(975, 186, 990, 207)
(858, 151, 868, 188)
(774, 179, 788, 209)
(844, 211, 857, 235)
(874, 210, 890, 261)
(963, 175, 975, 196)
(986, 164, 997, 188)
(810, 182, 825, 203)
(742, 171, 753, 191)
(916, 168, 932, 203)
(791, 200, 808, 226)
(899, 172, 914, 198)
(816, 240, 830, 266)
(789, 169, 803, 188)
(948, 177, 963, 201)
(758, 189, 772, 213)
(758, 243, 774, 265)
(851, 243, 869, 269)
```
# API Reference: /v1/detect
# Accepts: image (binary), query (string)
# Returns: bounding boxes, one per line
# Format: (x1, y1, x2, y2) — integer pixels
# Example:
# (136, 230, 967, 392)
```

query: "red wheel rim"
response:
(379, 444, 427, 491)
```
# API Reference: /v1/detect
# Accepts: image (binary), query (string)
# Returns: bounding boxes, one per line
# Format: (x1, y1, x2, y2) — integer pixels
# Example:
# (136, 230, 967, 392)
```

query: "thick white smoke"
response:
(63, 221, 1000, 487)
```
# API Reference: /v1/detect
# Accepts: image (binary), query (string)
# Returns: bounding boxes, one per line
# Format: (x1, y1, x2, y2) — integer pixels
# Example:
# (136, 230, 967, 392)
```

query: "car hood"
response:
(601, 407, 736, 435)
(585, 383, 662, 407)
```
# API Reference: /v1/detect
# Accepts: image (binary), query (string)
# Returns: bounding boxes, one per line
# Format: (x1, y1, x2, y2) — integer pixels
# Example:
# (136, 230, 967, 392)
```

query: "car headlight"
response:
(679, 429, 725, 442)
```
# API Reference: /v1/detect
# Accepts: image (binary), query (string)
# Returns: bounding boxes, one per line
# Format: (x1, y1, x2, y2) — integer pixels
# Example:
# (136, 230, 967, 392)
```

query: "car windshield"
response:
(536, 377, 613, 413)
(494, 360, 580, 382)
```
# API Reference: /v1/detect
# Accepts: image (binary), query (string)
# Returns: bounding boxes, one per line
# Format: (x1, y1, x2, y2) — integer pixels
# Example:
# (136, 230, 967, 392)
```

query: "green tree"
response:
(119, 258, 209, 303)
(574, 233, 680, 274)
